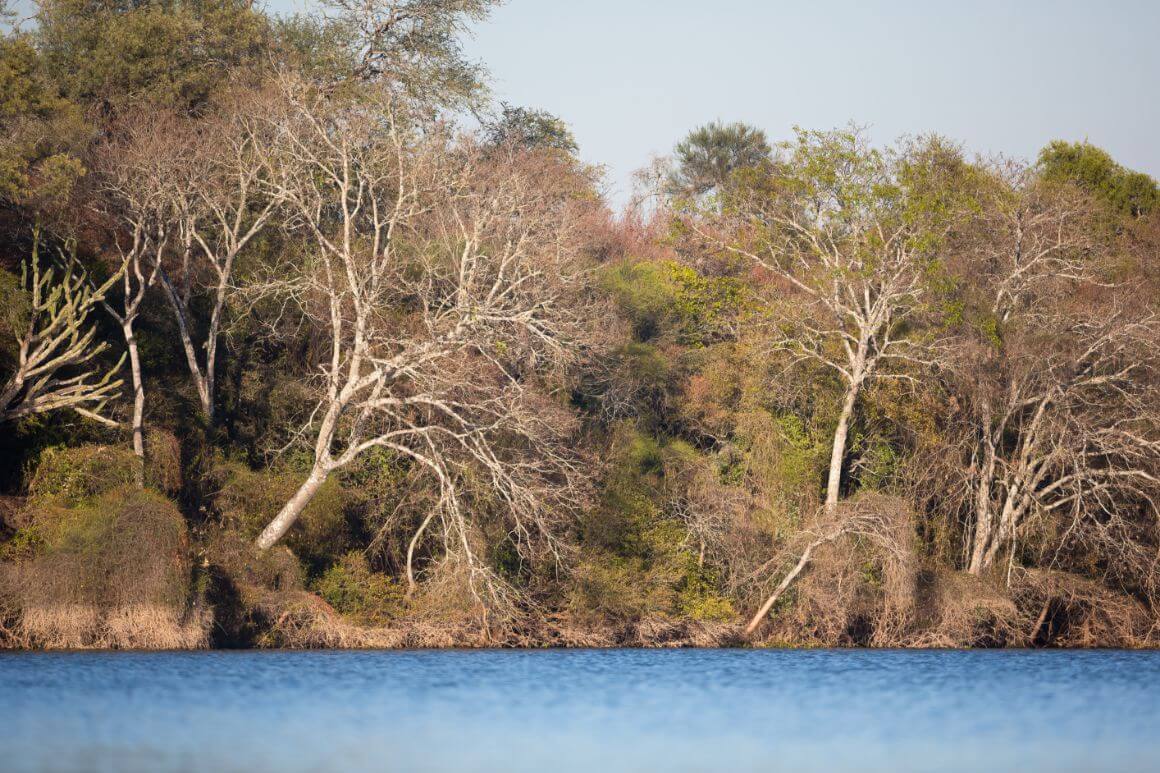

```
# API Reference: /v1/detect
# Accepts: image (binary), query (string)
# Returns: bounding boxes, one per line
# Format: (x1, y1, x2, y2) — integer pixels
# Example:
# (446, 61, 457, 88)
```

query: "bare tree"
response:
(1, 235, 124, 425)
(96, 126, 178, 481)
(251, 79, 595, 609)
(158, 100, 281, 425)
(102, 98, 280, 427)
(952, 304, 1159, 577)
(935, 162, 1160, 577)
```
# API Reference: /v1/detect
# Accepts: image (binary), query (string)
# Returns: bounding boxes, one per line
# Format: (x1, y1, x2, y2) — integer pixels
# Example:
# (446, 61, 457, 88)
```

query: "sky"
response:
(239, 0, 1160, 207)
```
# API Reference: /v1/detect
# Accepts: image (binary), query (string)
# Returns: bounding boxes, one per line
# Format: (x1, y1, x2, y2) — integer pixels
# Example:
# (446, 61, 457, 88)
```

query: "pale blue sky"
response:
(454, 0, 1160, 205)
(248, 1, 1160, 205)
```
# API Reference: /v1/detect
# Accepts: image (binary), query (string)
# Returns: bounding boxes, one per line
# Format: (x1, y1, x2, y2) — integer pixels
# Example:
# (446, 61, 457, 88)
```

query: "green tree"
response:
(1038, 140, 1158, 218)
(325, 0, 497, 109)
(0, 28, 87, 209)
(36, 0, 272, 112)
(485, 103, 577, 155)
(668, 120, 771, 198)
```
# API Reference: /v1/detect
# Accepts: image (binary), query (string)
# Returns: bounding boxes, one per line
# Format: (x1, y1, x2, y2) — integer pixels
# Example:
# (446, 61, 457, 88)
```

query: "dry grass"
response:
(906, 569, 1025, 648)
(1011, 568, 1157, 648)
(13, 604, 209, 650)
(1, 482, 209, 650)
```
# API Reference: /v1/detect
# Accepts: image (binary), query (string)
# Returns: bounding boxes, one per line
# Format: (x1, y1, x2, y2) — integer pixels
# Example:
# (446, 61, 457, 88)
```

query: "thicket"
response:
(0, 0, 1157, 649)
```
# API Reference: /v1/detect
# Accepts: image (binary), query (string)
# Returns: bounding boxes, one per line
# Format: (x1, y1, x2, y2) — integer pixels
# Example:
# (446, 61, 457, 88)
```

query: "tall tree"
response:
(688, 129, 961, 509)
(251, 79, 595, 609)
(668, 121, 770, 199)
(934, 160, 1160, 576)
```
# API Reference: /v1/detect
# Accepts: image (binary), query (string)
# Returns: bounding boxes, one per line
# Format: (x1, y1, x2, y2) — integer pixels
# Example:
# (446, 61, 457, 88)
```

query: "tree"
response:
(0, 24, 87, 213)
(322, 0, 496, 108)
(1, 234, 124, 425)
(484, 104, 578, 155)
(668, 121, 770, 199)
(1038, 140, 1158, 219)
(163, 97, 281, 426)
(36, 0, 272, 113)
(251, 78, 595, 610)
(687, 129, 958, 510)
(934, 161, 1160, 576)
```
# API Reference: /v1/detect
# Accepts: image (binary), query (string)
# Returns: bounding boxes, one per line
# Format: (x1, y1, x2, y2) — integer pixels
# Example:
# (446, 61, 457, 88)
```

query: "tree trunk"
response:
(159, 270, 213, 423)
(826, 379, 861, 510)
(744, 532, 838, 635)
(256, 465, 329, 550)
(967, 416, 997, 575)
(124, 322, 146, 488)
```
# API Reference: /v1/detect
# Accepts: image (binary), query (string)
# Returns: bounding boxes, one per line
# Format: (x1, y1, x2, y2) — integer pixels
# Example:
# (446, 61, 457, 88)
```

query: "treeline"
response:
(1, 0, 1157, 649)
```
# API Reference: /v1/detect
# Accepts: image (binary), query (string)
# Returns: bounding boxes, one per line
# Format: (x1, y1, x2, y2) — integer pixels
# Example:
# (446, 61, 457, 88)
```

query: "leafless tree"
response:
(937, 163, 1160, 578)
(1, 235, 124, 425)
(250, 78, 596, 609)
(159, 99, 282, 425)
(95, 126, 177, 481)
(101, 97, 281, 427)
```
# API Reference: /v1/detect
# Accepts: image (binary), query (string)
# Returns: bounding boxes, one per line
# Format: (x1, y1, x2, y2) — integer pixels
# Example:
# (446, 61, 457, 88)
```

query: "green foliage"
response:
(678, 560, 736, 621)
(603, 259, 745, 345)
(0, 32, 88, 207)
(36, 0, 272, 111)
(0, 267, 28, 363)
(485, 103, 577, 155)
(569, 424, 736, 623)
(314, 551, 404, 624)
(325, 0, 498, 109)
(855, 440, 900, 492)
(669, 120, 771, 198)
(211, 460, 355, 575)
(1038, 140, 1158, 218)
(27, 445, 140, 506)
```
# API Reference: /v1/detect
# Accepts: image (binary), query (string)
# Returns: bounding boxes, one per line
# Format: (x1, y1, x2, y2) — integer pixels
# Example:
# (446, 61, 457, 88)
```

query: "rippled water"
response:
(2, 649, 1159, 772)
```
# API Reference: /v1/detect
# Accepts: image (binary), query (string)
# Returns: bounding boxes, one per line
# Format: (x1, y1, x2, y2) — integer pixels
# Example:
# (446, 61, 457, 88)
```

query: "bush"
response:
(314, 551, 404, 625)
(27, 445, 139, 505)
(144, 428, 182, 495)
(2, 486, 208, 648)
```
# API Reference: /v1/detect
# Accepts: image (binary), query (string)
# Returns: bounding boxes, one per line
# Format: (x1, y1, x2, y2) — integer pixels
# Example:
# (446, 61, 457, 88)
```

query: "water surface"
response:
(2, 649, 1158, 772)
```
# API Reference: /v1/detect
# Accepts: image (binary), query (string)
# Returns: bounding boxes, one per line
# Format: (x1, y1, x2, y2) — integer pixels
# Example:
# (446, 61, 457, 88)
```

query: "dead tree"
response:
(938, 161, 1160, 578)
(159, 100, 281, 426)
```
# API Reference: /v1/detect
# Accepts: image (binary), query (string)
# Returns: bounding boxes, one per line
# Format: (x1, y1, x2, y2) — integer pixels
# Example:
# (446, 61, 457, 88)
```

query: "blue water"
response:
(1, 650, 1159, 772)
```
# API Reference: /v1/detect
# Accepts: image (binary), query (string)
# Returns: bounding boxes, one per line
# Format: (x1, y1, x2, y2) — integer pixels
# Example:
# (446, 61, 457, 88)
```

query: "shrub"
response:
(314, 551, 404, 625)
(2, 486, 208, 648)
(27, 445, 139, 505)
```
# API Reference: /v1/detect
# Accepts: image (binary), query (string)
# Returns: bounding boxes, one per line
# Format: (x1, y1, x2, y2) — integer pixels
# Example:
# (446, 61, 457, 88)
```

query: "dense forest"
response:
(2, 0, 1158, 650)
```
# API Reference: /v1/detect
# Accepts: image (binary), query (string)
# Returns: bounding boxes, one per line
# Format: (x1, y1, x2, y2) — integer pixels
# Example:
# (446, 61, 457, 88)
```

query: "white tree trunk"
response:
(826, 379, 861, 510)
(256, 465, 329, 550)
(124, 322, 146, 487)
(159, 271, 213, 423)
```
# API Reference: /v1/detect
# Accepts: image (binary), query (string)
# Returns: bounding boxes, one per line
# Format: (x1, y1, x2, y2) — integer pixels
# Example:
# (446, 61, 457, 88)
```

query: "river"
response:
(2, 649, 1158, 772)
